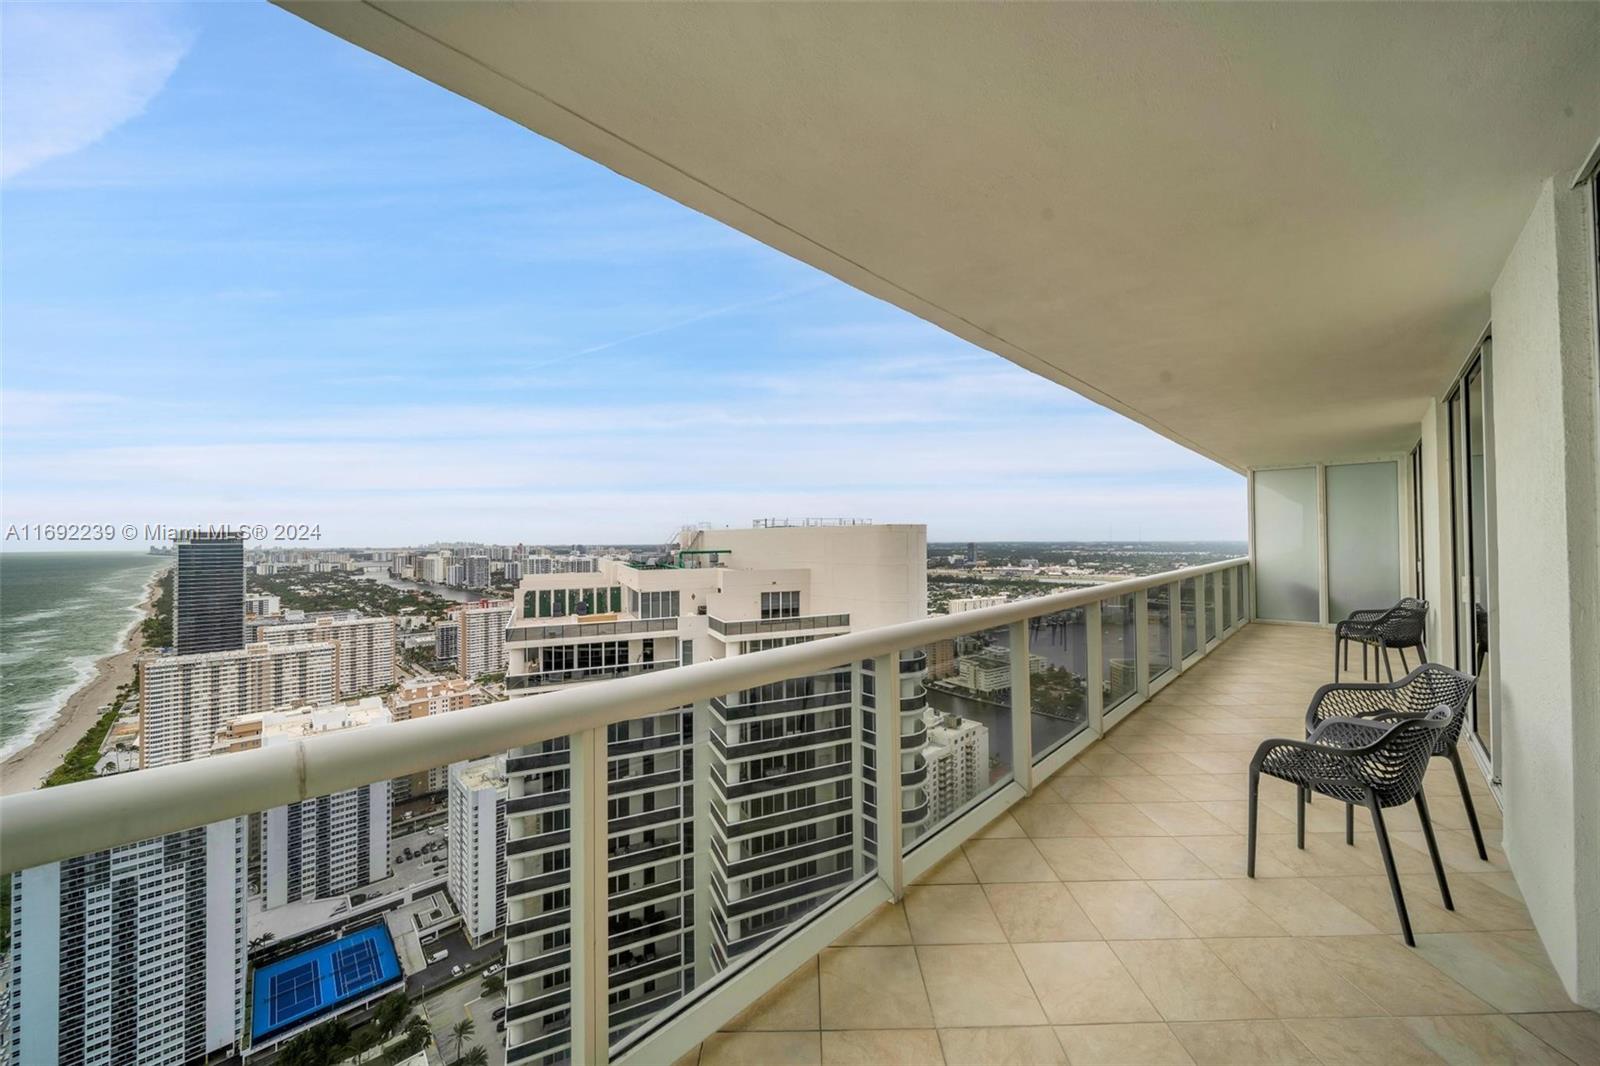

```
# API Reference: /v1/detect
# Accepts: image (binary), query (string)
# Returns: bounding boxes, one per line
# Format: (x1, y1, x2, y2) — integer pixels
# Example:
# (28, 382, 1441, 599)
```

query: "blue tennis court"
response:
(251, 924, 402, 1042)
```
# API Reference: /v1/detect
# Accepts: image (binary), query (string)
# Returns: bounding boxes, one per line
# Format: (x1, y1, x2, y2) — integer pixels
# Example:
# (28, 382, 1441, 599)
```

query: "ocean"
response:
(0, 552, 168, 758)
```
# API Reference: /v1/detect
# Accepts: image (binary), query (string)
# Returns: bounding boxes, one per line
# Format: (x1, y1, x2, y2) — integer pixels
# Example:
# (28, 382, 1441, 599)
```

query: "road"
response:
(406, 928, 505, 999)
(416, 940, 508, 1066)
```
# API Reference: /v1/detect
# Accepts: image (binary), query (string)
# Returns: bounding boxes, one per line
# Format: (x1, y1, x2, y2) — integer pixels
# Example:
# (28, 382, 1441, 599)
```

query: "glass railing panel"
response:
(1028, 608, 1090, 760)
(910, 625, 1015, 845)
(1147, 585, 1173, 682)
(1236, 564, 1249, 621)
(1180, 578, 1199, 658)
(1221, 569, 1234, 629)
(1101, 593, 1138, 711)
(1204, 573, 1218, 643)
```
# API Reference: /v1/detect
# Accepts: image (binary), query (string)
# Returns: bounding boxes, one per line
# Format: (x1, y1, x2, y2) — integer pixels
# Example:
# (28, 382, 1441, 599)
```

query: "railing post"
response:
(1133, 590, 1150, 700)
(1085, 601, 1104, 736)
(873, 654, 903, 900)
(1010, 620, 1034, 793)
(568, 726, 611, 1066)
(1171, 580, 1187, 674)
(691, 699, 715, 982)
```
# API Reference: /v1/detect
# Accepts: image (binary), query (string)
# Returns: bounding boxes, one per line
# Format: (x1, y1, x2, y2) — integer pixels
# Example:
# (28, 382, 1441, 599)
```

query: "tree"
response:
(350, 1028, 379, 1065)
(450, 1018, 476, 1063)
(459, 1046, 489, 1066)
(374, 991, 411, 1037)
(479, 972, 505, 998)
(405, 1015, 432, 1044)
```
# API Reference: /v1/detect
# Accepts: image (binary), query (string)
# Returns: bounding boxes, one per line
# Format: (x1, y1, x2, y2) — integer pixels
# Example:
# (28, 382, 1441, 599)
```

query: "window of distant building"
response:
(760, 591, 801, 619)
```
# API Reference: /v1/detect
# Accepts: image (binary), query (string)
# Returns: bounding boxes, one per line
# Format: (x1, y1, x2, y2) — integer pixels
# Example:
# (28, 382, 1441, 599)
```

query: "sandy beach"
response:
(0, 569, 165, 796)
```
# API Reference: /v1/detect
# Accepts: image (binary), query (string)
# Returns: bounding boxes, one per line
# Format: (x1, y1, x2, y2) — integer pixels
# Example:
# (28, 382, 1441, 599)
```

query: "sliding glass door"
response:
(1447, 342, 1496, 777)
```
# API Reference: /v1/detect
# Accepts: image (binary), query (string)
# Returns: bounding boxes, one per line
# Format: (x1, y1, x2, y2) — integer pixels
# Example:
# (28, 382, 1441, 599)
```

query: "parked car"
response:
(492, 1005, 506, 1020)
(452, 964, 462, 976)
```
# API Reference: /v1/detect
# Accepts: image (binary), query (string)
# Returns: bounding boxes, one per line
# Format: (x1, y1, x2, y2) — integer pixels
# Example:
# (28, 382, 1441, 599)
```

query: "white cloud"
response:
(1, 4, 191, 180)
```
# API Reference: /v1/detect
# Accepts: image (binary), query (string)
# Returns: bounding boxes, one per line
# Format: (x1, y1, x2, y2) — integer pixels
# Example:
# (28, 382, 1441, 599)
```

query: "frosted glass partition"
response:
(1327, 461, 1401, 623)
(1253, 467, 1320, 621)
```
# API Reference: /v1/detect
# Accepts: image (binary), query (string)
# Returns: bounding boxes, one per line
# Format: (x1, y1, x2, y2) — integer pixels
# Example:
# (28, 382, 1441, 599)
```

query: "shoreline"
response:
(0, 566, 167, 796)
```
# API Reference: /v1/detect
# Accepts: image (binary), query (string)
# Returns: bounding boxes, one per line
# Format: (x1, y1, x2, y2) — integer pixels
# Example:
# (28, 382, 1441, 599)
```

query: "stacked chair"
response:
(1247, 663, 1482, 946)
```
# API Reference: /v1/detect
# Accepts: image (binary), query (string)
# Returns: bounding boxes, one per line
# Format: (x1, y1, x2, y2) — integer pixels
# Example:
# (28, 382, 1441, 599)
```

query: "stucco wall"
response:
(1487, 177, 1600, 1006)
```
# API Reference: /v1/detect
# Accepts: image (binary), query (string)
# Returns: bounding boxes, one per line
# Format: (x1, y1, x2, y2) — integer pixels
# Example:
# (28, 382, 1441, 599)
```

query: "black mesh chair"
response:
(1304, 664, 1487, 862)
(1248, 708, 1453, 945)
(1334, 597, 1428, 681)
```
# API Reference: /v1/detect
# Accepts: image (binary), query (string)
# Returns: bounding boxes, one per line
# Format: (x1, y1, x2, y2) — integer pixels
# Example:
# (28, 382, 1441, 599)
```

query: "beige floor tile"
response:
(1308, 935, 1492, 1015)
(1445, 875, 1536, 931)
(701, 1032, 822, 1066)
(818, 947, 933, 1030)
(1401, 1014, 1574, 1065)
(1148, 880, 1287, 937)
(964, 838, 1058, 883)
(904, 884, 1007, 944)
(1011, 802, 1099, 838)
(918, 944, 1047, 1027)
(1228, 876, 1384, 935)
(1317, 874, 1471, 936)
(1033, 837, 1141, 881)
(1129, 752, 1215, 777)
(1165, 775, 1249, 802)
(1252, 831, 1389, 878)
(724, 959, 819, 1030)
(1053, 1022, 1195, 1065)
(1135, 802, 1237, 836)
(977, 813, 1029, 839)
(1108, 940, 1273, 1022)
(1412, 931, 1579, 1013)
(821, 1029, 945, 1065)
(938, 1026, 1068, 1065)
(1194, 799, 1294, 835)
(1071, 803, 1171, 837)
(1105, 837, 1218, 880)
(1394, 829, 1509, 873)
(1106, 774, 1191, 802)
(916, 849, 978, 885)
(1511, 1011, 1600, 1065)
(1050, 777, 1128, 803)
(1066, 748, 1149, 777)
(1069, 881, 1194, 940)
(984, 882, 1101, 942)
(671, 1047, 701, 1066)
(1206, 937, 1383, 1017)
(1011, 941, 1160, 1025)
(1168, 1020, 1320, 1065)
(833, 902, 912, 946)
(1284, 1016, 1447, 1064)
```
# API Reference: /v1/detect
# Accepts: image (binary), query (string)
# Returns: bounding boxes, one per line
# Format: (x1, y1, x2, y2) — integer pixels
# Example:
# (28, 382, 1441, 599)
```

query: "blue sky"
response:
(1, 2, 1243, 548)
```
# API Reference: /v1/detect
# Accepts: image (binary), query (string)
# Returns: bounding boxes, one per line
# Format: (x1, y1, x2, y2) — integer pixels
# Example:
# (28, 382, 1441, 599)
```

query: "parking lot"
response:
(418, 954, 507, 1066)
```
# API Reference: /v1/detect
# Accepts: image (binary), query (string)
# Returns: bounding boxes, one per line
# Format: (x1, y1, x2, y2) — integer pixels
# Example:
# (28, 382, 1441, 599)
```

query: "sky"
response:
(0, 2, 1245, 550)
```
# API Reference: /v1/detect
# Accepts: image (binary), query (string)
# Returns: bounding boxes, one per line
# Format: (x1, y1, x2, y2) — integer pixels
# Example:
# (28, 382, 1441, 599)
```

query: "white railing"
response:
(0, 557, 1251, 1066)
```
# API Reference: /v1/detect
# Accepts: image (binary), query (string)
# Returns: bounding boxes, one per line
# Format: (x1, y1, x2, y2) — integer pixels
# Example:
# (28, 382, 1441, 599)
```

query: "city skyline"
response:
(1, 2, 1244, 548)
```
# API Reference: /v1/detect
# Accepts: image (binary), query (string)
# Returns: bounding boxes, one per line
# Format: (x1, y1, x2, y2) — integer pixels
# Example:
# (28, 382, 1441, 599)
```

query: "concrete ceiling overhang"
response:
(280, 2, 1600, 472)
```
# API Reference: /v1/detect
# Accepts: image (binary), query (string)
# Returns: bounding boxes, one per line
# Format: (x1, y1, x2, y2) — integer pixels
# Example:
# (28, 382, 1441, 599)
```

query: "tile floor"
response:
(675, 624, 1600, 1065)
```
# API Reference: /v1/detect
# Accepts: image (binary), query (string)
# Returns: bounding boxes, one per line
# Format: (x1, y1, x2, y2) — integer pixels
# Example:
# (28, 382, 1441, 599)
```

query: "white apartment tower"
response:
(212, 699, 393, 908)
(138, 642, 337, 768)
(447, 756, 509, 945)
(7, 820, 247, 1066)
(258, 615, 396, 697)
(920, 712, 990, 827)
(500, 522, 925, 1064)
(455, 601, 512, 680)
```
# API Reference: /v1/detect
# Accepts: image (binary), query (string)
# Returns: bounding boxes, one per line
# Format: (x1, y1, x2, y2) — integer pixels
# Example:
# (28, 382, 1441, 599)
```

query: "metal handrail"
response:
(0, 557, 1245, 874)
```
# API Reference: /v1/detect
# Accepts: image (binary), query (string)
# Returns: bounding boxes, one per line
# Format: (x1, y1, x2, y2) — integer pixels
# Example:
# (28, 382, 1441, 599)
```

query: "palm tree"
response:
(451, 1017, 476, 1062)
(460, 1046, 489, 1066)
(479, 972, 505, 998)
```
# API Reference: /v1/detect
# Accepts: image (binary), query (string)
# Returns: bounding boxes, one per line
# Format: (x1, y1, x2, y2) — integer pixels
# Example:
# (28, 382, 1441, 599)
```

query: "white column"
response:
(872, 654, 903, 901)
(1085, 602, 1104, 737)
(1009, 620, 1033, 792)
(568, 727, 611, 1066)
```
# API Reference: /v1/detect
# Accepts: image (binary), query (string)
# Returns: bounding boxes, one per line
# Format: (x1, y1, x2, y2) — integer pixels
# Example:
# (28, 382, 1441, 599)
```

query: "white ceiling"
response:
(281, 2, 1600, 471)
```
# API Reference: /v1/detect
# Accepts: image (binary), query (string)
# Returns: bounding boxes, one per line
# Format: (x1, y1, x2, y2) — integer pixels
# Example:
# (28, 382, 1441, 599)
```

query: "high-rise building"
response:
(455, 601, 512, 680)
(501, 522, 925, 1061)
(173, 532, 245, 655)
(503, 560, 523, 583)
(388, 677, 484, 798)
(920, 712, 990, 826)
(422, 555, 447, 584)
(447, 563, 466, 587)
(965, 541, 977, 564)
(435, 621, 460, 664)
(447, 756, 508, 946)
(257, 615, 396, 697)
(465, 555, 492, 589)
(243, 592, 281, 618)
(138, 643, 337, 768)
(7, 820, 247, 1066)
(213, 699, 392, 908)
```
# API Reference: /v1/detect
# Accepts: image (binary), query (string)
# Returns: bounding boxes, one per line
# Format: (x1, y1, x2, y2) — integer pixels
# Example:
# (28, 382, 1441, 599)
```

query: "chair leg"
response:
(1296, 785, 1306, 849)
(1415, 790, 1454, 910)
(1446, 746, 1490, 861)
(1419, 642, 1429, 664)
(1398, 647, 1410, 673)
(1345, 801, 1354, 846)
(1382, 644, 1395, 682)
(1367, 794, 1415, 946)
(1361, 643, 1369, 679)
(1247, 770, 1260, 878)
(1335, 636, 1343, 681)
